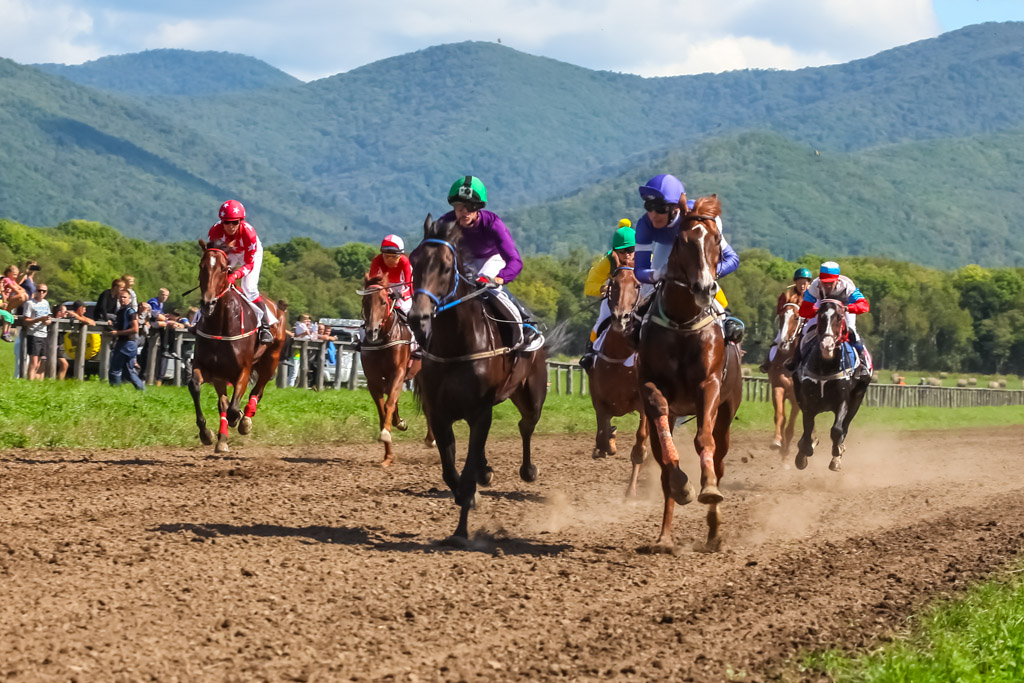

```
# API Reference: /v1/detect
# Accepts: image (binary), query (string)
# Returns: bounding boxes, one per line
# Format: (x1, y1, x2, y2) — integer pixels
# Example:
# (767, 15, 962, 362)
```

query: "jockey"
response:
(579, 220, 636, 371)
(633, 174, 742, 340)
(368, 234, 413, 317)
(758, 267, 813, 372)
(207, 199, 277, 344)
(789, 261, 871, 377)
(441, 175, 541, 350)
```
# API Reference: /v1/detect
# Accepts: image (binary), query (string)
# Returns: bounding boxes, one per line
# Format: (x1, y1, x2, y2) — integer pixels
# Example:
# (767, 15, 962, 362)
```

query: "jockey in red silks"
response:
(791, 261, 871, 377)
(368, 234, 413, 317)
(207, 199, 277, 344)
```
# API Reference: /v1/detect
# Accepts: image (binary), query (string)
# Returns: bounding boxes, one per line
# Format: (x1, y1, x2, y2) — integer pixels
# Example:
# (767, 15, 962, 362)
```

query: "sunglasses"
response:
(644, 199, 672, 215)
(38, 289, 48, 293)
(223, 219, 241, 225)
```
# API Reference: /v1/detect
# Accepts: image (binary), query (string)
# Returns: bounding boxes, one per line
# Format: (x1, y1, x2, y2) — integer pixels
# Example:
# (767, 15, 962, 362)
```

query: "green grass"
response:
(745, 363, 1023, 390)
(0, 347, 1020, 450)
(801, 571, 1024, 682)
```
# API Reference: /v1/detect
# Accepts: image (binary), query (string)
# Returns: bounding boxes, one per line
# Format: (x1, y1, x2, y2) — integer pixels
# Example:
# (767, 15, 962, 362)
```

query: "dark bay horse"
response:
(636, 196, 743, 553)
(358, 274, 433, 467)
(769, 297, 803, 455)
(793, 299, 871, 472)
(588, 254, 649, 498)
(408, 215, 548, 545)
(190, 240, 286, 453)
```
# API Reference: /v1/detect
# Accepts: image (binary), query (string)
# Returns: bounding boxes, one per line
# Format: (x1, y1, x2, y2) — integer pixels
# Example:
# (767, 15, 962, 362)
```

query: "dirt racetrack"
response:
(2, 425, 1024, 682)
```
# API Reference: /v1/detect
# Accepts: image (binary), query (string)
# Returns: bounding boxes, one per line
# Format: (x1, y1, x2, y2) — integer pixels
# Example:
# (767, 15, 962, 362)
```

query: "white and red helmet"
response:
(219, 199, 245, 222)
(381, 234, 405, 253)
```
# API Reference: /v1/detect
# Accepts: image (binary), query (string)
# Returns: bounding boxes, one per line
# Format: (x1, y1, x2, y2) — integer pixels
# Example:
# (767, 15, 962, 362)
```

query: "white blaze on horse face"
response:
(820, 308, 837, 357)
(694, 224, 714, 290)
(209, 256, 216, 269)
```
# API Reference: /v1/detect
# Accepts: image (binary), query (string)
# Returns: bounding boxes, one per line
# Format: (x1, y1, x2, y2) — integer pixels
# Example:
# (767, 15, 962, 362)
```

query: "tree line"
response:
(2, 218, 1021, 374)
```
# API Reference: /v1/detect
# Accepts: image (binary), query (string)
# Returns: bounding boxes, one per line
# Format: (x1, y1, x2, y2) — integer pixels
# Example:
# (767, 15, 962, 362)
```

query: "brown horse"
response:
(408, 215, 548, 545)
(768, 296, 803, 455)
(636, 196, 743, 553)
(189, 240, 286, 453)
(358, 274, 433, 467)
(587, 254, 649, 497)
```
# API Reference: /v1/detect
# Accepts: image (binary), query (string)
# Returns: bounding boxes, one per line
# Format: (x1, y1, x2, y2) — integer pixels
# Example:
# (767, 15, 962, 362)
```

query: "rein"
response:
(195, 252, 256, 341)
(360, 285, 413, 350)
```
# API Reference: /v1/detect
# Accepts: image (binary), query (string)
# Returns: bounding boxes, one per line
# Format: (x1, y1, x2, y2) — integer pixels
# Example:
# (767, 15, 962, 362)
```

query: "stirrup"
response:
(258, 326, 273, 344)
(579, 354, 595, 372)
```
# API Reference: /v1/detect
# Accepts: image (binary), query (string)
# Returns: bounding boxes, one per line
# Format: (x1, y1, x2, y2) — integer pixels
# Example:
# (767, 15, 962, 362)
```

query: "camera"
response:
(28, 264, 41, 272)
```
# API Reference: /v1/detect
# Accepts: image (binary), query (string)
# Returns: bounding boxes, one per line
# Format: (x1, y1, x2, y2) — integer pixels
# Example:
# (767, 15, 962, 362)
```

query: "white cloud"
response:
(0, 0, 103, 64)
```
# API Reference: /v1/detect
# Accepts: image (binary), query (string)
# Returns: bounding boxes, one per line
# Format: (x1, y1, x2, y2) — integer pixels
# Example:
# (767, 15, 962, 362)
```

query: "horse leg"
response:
(783, 388, 799, 455)
(446, 409, 491, 545)
(641, 382, 694, 507)
(433, 419, 459, 497)
(239, 348, 276, 436)
(626, 408, 648, 499)
(829, 402, 850, 471)
(694, 389, 723, 505)
(771, 384, 785, 451)
(700, 408, 733, 552)
(213, 382, 231, 453)
(795, 402, 818, 470)
(510, 359, 546, 483)
(188, 369, 213, 445)
(225, 367, 250, 429)
(592, 402, 612, 459)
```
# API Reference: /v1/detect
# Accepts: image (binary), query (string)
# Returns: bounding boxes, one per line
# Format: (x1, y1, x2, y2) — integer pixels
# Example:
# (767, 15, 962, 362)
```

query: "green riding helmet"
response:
(447, 176, 488, 208)
(611, 225, 636, 251)
(794, 267, 813, 281)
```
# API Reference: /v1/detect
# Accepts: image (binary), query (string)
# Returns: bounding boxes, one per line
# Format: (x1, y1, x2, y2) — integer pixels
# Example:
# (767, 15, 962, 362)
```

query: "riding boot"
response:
(722, 316, 745, 344)
(758, 344, 776, 373)
(255, 299, 274, 344)
(784, 342, 802, 373)
(579, 340, 596, 372)
(851, 344, 870, 379)
(504, 291, 540, 349)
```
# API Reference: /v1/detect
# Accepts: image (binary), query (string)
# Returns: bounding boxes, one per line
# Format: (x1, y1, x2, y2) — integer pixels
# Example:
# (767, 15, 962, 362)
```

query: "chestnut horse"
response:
(768, 296, 803, 455)
(358, 274, 433, 467)
(588, 254, 649, 497)
(636, 196, 743, 553)
(793, 299, 871, 472)
(408, 215, 548, 545)
(189, 240, 286, 453)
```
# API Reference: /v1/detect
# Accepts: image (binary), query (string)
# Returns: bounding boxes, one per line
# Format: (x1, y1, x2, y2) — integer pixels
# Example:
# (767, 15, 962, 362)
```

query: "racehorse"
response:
(636, 196, 743, 553)
(358, 274, 433, 467)
(768, 295, 803, 455)
(408, 214, 548, 545)
(189, 240, 286, 453)
(587, 253, 648, 498)
(793, 299, 871, 472)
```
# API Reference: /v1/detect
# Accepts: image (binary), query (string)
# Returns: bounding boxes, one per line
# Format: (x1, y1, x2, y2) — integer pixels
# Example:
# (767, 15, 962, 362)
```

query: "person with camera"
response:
(23, 283, 53, 380)
(1, 264, 29, 342)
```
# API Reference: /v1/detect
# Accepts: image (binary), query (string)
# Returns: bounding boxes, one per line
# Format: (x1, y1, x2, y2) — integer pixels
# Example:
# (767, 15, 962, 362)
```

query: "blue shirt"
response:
(634, 204, 739, 284)
(113, 306, 138, 356)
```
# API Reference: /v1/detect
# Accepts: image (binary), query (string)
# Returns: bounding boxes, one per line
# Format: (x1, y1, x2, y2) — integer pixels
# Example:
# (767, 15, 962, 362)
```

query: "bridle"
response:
(649, 213, 721, 332)
(413, 238, 491, 313)
(194, 248, 256, 342)
(358, 283, 401, 343)
(779, 302, 804, 348)
(201, 248, 235, 302)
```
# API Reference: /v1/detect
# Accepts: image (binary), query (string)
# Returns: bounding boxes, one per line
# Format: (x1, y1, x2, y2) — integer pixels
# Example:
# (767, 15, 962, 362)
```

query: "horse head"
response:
(197, 238, 232, 317)
(778, 298, 804, 351)
(409, 214, 461, 345)
(359, 274, 393, 344)
(816, 299, 848, 360)
(606, 251, 641, 332)
(667, 195, 722, 308)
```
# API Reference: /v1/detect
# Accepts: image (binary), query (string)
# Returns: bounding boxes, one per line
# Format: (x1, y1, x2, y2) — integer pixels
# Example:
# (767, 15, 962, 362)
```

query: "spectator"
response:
(294, 314, 316, 340)
(23, 283, 52, 380)
(95, 278, 124, 321)
(1, 265, 28, 341)
(51, 303, 71, 380)
(107, 288, 144, 390)
(17, 261, 38, 313)
(147, 288, 169, 316)
(122, 274, 138, 309)
(67, 300, 96, 326)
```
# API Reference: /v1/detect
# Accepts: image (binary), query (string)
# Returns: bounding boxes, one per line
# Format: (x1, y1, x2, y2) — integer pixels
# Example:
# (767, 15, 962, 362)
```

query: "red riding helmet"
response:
(219, 200, 245, 222)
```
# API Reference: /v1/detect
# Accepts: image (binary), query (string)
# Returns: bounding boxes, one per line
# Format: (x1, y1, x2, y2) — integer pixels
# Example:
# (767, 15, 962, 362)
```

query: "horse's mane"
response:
(690, 195, 721, 219)
(782, 287, 802, 305)
(364, 274, 386, 288)
(207, 239, 231, 252)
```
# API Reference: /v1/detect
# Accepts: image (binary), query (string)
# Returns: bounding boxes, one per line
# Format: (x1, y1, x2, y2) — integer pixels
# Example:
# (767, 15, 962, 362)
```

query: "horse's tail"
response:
(542, 319, 573, 356)
(412, 372, 425, 415)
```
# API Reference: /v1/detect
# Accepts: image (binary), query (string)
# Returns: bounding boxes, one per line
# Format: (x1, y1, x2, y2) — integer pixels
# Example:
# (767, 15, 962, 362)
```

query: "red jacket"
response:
(368, 254, 413, 301)
(208, 221, 261, 278)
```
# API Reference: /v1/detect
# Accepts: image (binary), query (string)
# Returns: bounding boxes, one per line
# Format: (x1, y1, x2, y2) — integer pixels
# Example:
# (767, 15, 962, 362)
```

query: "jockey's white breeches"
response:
(396, 297, 412, 315)
(227, 244, 277, 326)
(468, 254, 506, 281)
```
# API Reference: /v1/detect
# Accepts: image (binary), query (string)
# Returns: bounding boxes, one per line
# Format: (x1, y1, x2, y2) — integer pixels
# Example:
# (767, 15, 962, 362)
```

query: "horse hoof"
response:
(394, 417, 408, 432)
(214, 441, 229, 454)
(829, 456, 842, 472)
(698, 485, 723, 505)
(638, 542, 680, 555)
(520, 464, 538, 483)
(425, 439, 436, 449)
(795, 453, 809, 470)
(698, 537, 723, 553)
(477, 466, 494, 487)
(770, 440, 782, 450)
(669, 467, 696, 505)
(379, 429, 392, 444)
(199, 429, 214, 446)
(381, 456, 393, 468)
(238, 416, 252, 435)
(227, 414, 240, 428)
(607, 440, 617, 456)
(438, 535, 469, 549)
(591, 448, 606, 459)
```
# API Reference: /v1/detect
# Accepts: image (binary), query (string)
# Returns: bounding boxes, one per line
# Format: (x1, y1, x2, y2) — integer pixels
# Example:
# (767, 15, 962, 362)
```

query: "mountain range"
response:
(0, 22, 1021, 267)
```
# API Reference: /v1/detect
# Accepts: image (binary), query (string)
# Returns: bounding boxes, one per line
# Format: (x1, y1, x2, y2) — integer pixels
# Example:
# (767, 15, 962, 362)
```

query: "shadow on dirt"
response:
(6, 457, 184, 466)
(151, 522, 571, 556)
(398, 487, 546, 504)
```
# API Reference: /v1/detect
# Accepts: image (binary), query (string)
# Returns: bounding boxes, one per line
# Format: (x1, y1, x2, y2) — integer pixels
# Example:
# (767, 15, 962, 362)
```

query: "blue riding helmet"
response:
(638, 174, 685, 204)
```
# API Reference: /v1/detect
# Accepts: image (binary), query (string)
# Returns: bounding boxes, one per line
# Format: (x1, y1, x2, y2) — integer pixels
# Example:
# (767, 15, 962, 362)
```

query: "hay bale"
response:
(998, 378, 1007, 388)
(741, 367, 752, 378)
(968, 377, 978, 386)
(938, 371, 948, 379)
(988, 381, 1000, 389)
(928, 377, 942, 387)
(957, 378, 968, 387)
(870, 372, 879, 383)
(890, 373, 901, 383)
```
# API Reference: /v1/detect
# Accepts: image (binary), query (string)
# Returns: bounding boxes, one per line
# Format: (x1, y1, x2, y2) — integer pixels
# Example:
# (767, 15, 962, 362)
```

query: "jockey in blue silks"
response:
(633, 174, 743, 341)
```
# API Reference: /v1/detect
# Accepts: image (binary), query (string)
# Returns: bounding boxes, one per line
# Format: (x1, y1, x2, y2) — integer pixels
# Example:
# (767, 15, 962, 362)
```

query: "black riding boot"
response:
(579, 340, 596, 372)
(504, 291, 540, 348)
(255, 299, 274, 344)
(630, 293, 654, 346)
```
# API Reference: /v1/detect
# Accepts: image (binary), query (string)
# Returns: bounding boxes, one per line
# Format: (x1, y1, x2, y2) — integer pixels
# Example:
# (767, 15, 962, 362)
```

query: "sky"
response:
(1, 0, 1022, 81)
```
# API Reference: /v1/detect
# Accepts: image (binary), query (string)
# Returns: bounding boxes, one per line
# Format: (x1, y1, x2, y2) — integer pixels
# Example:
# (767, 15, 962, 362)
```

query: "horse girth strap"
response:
(360, 339, 412, 351)
(195, 327, 258, 342)
(597, 350, 636, 365)
(648, 295, 717, 333)
(420, 347, 512, 363)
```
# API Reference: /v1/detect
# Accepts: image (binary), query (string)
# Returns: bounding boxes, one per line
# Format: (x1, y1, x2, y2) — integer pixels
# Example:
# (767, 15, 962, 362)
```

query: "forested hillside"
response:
(2, 22, 1023, 266)
(3, 218, 1022, 375)
(33, 50, 301, 96)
